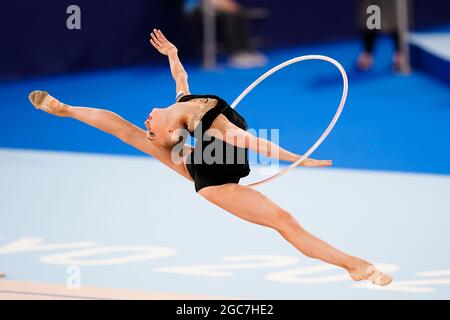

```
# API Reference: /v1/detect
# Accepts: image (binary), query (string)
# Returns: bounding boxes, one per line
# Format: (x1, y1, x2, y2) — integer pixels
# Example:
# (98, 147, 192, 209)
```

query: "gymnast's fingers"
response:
(153, 29, 164, 43)
(150, 38, 159, 49)
(320, 160, 333, 166)
(157, 29, 168, 42)
(151, 31, 161, 45)
(315, 160, 332, 166)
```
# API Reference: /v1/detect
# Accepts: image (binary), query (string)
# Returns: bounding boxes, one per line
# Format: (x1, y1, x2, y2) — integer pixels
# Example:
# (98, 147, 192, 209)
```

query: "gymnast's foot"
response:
(348, 258, 393, 286)
(28, 90, 69, 116)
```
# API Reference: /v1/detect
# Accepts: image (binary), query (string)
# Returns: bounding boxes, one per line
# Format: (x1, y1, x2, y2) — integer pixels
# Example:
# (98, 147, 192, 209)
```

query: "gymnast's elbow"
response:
(174, 71, 188, 82)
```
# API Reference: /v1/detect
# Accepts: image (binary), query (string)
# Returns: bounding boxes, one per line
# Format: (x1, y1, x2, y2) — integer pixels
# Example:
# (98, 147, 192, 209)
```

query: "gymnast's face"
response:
(145, 107, 180, 146)
(145, 107, 171, 145)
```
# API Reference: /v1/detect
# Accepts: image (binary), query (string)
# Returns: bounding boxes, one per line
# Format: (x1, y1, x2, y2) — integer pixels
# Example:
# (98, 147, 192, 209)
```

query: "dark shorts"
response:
(186, 161, 241, 193)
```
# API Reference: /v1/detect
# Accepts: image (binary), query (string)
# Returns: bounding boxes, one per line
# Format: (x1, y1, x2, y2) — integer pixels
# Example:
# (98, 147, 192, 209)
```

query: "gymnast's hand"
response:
(150, 29, 177, 55)
(298, 158, 333, 167)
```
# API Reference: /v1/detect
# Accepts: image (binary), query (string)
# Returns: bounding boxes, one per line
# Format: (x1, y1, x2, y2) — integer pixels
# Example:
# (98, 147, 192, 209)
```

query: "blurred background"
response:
(1, 0, 450, 78)
(0, 0, 449, 299)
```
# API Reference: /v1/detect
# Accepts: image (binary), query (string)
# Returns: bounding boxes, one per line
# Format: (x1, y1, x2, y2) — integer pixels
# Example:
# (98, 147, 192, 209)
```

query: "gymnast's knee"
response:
(273, 208, 300, 233)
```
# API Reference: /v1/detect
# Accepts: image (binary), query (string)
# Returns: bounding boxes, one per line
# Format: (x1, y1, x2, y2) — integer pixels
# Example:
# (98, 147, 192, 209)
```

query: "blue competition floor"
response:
(1, 36, 450, 299)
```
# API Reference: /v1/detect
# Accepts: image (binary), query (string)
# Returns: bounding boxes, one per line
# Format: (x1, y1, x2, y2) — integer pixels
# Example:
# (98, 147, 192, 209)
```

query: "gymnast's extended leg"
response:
(198, 183, 392, 285)
(28, 90, 191, 179)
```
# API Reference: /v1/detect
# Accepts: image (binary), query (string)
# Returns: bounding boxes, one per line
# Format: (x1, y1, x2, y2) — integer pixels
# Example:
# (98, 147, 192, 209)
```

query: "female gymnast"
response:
(28, 29, 392, 286)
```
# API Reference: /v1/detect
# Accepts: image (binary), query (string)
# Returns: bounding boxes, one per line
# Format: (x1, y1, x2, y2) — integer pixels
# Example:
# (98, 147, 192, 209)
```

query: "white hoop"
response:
(230, 55, 349, 187)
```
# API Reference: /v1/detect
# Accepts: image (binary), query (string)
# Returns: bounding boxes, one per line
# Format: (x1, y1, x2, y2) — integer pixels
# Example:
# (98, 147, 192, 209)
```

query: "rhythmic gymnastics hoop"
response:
(230, 55, 348, 188)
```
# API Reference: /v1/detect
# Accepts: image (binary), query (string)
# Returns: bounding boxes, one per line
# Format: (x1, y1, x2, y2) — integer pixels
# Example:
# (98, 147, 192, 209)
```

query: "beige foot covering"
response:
(350, 264, 393, 286)
(366, 265, 393, 286)
(28, 90, 64, 114)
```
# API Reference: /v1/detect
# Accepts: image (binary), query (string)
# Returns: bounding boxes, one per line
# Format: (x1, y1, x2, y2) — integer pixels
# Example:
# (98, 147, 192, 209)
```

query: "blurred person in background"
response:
(184, 0, 267, 68)
(356, 0, 411, 71)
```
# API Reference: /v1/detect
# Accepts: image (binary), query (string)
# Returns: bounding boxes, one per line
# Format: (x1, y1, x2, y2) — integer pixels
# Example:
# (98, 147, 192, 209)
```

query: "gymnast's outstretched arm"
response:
(149, 29, 190, 98)
(208, 115, 333, 167)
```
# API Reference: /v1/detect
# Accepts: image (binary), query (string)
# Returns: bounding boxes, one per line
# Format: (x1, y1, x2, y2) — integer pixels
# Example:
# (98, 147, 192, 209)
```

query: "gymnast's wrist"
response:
(167, 46, 178, 55)
(294, 154, 306, 163)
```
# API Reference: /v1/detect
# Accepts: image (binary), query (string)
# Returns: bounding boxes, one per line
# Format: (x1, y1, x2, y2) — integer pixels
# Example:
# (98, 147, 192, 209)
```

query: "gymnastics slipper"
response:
(350, 264, 393, 286)
(28, 90, 63, 114)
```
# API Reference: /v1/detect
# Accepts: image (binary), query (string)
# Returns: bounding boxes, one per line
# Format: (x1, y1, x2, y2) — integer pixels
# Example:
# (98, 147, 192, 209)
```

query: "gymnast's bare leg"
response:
(27, 90, 192, 180)
(199, 183, 393, 286)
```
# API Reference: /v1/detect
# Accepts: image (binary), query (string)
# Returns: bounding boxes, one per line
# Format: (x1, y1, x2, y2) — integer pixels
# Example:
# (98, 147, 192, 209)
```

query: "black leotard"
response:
(179, 94, 251, 192)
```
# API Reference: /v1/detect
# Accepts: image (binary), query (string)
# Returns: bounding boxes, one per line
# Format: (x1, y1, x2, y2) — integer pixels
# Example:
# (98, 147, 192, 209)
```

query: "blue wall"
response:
(1, 0, 449, 80)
